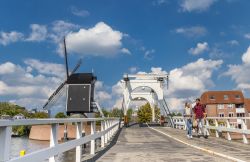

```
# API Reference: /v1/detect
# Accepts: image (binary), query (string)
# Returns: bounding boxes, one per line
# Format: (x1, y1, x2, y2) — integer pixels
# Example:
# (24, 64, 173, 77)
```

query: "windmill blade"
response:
(42, 59, 82, 110)
(70, 59, 82, 75)
(64, 37, 69, 79)
(43, 81, 67, 109)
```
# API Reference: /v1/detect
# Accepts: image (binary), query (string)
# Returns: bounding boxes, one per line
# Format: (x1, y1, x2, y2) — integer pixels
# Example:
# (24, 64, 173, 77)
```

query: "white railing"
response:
(172, 116, 186, 130)
(172, 116, 250, 144)
(205, 117, 250, 144)
(0, 118, 120, 162)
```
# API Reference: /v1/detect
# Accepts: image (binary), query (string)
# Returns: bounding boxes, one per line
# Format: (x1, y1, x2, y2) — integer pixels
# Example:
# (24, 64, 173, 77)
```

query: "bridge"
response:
(0, 116, 250, 162)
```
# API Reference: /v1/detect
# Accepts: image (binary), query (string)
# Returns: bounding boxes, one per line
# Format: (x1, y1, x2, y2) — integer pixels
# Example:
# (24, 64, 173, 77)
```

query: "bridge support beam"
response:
(90, 121, 96, 155)
(49, 124, 58, 162)
(101, 121, 105, 148)
(76, 122, 82, 162)
(0, 126, 11, 162)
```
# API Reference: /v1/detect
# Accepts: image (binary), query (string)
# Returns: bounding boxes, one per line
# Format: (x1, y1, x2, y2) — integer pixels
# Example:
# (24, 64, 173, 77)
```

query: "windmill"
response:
(43, 37, 102, 116)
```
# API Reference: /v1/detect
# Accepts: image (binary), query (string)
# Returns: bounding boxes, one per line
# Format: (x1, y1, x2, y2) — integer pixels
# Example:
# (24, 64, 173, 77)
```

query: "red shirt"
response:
(193, 103, 205, 119)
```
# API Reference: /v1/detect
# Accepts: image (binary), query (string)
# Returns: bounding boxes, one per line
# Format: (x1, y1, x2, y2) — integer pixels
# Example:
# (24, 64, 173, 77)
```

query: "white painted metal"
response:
(172, 116, 250, 144)
(121, 73, 168, 122)
(76, 122, 82, 162)
(241, 119, 248, 144)
(90, 121, 96, 155)
(0, 126, 11, 162)
(226, 119, 231, 141)
(49, 124, 58, 162)
(104, 121, 108, 144)
(0, 118, 119, 162)
(101, 121, 105, 148)
(215, 119, 219, 138)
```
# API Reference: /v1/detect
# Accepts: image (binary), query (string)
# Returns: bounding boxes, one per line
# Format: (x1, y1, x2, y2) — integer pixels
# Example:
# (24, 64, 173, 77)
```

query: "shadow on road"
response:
(84, 127, 123, 162)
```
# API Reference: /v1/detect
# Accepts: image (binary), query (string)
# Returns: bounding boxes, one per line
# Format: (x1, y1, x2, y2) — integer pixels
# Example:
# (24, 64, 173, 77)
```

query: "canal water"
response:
(11, 137, 76, 162)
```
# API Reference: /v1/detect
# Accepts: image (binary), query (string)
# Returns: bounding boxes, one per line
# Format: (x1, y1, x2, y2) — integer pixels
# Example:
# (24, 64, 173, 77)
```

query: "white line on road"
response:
(147, 125, 245, 162)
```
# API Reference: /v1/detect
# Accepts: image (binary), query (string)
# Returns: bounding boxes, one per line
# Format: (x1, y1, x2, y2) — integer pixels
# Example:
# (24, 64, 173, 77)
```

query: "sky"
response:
(1, 0, 250, 113)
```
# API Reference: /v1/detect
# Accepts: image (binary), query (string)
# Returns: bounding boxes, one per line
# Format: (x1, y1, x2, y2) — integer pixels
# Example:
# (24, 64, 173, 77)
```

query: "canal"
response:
(11, 137, 77, 162)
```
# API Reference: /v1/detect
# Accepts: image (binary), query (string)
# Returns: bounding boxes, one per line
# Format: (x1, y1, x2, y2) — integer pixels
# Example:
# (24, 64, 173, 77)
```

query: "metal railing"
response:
(172, 116, 250, 144)
(0, 118, 120, 162)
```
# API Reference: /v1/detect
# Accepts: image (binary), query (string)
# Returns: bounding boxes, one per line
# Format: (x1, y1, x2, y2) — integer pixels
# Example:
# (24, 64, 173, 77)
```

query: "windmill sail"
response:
(43, 59, 82, 110)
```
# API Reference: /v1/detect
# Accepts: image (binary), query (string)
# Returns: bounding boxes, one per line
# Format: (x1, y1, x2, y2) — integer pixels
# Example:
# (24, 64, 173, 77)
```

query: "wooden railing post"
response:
(90, 121, 96, 155)
(76, 122, 82, 162)
(49, 123, 58, 162)
(0, 126, 11, 162)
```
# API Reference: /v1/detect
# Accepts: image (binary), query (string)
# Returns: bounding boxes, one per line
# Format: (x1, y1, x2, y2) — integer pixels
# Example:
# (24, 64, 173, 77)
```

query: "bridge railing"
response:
(0, 118, 120, 162)
(172, 116, 250, 144)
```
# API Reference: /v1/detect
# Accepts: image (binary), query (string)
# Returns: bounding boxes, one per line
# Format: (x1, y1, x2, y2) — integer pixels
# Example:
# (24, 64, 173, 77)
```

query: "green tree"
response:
(32, 112, 49, 118)
(137, 103, 152, 123)
(55, 112, 67, 118)
(154, 106, 161, 121)
(127, 108, 133, 122)
(110, 108, 122, 117)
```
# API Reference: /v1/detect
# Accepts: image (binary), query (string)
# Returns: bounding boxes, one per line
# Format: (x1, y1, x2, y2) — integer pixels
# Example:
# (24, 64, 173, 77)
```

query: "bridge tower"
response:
(121, 74, 168, 122)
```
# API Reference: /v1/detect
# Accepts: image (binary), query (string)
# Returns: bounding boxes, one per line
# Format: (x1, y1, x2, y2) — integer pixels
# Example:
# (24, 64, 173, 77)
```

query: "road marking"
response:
(147, 125, 245, 162)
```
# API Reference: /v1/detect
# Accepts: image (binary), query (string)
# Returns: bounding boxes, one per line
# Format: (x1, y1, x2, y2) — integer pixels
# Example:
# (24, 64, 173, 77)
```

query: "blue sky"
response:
(1, 0, 250, 111)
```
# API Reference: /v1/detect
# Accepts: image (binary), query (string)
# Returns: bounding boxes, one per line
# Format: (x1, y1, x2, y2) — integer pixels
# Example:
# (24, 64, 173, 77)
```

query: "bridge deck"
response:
(95, 124, 248, 162)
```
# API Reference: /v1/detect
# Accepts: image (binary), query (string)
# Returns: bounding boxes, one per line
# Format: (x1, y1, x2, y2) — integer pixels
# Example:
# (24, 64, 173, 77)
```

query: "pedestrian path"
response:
(97, 125, 234, 162)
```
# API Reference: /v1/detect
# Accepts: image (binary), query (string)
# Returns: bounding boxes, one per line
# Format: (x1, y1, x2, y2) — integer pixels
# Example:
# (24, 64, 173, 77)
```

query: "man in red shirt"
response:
(193, 98, 208, 138)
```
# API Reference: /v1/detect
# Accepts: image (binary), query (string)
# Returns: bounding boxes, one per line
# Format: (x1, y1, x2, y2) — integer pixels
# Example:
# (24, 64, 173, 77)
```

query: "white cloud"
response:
(144, 49, 155, 60)
(0, 61, 64, 109)
(50, 20, 80, 43)
(188, 42, 209, 55)
(175, 26, 207, 37)
(24, 59, 65, 78)
(66, 22, 127, 57)
(129, 67, 138, 74)
(224, 46, 250, 95)
(242, 46, 250, 64)
(180, 0, 217, 12)
(109, 59, 222, 111)
(26, 24, 47, 42)
(121, 48, 131, 55)
(244, 33, 250, 39)
(152, 0, 168, 6)
(71, 7, 90, 17)
(0, 31, 24, 46)
(0, 62, 17, 74)
(228, 40, 239, 46)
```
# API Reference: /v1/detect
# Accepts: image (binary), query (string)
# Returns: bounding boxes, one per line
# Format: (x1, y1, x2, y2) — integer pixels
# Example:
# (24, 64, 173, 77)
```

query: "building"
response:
(13, 113, 25, 120)
(200, 90, 249, 128)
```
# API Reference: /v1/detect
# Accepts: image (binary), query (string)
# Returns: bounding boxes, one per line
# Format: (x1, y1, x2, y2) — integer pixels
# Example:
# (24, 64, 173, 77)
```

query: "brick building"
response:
(200, 90, 250, 128)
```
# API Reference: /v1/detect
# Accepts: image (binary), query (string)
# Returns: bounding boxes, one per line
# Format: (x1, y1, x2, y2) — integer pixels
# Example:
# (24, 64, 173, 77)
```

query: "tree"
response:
(55, 112, 67, 118)
(137, 103, 152, 123)
(110, 108, 122, 117)
(127, 108, 133, 122)
(154, 106, 161, 121)
(32, 112, 49, 118)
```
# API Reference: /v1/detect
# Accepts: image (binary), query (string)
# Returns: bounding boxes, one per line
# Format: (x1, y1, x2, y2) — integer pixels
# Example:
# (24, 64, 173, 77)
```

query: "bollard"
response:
(20, 150, 26, 157)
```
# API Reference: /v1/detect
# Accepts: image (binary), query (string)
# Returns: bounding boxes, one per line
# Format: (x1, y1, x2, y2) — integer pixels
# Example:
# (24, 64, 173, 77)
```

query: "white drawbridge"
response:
(120, 74, 173, 124)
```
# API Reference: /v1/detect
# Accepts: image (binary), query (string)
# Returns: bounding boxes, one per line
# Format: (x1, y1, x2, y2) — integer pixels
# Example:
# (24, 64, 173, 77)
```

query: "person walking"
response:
(184, 102, 193, 139)
(193, 98, 208, 138)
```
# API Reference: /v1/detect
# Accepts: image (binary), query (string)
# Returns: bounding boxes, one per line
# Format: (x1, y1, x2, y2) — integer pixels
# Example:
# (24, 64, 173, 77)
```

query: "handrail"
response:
(172, 116, 250, 144)
(0, 117, 118, 126)
(0, 117, 121, 162)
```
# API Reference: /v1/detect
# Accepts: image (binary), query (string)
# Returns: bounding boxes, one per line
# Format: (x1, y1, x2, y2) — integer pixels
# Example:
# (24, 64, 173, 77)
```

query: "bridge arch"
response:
(121, 74, 168, 121)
